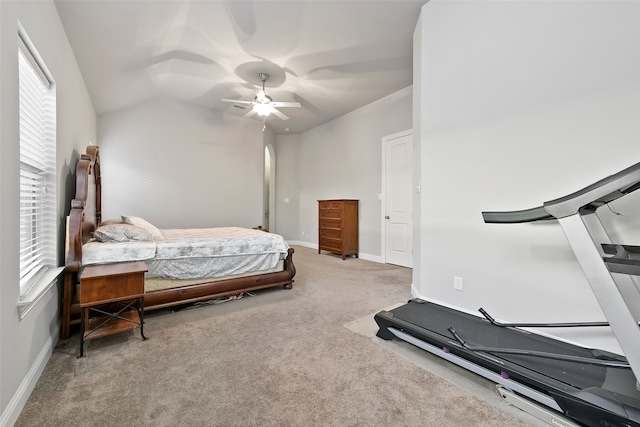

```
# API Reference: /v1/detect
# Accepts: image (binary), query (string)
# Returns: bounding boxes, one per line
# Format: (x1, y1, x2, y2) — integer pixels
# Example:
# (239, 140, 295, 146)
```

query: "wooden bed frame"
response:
(61, 146, 296, 339)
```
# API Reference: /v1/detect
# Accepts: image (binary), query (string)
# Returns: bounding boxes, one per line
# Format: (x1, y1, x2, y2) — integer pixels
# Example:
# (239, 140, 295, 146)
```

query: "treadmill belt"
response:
(389, 299, 609, 390)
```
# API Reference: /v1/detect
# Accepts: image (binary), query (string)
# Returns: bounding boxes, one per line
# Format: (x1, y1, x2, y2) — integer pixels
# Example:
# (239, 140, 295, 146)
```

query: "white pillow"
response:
(121, 215, 163, 239)
(93, 223, 154, 242)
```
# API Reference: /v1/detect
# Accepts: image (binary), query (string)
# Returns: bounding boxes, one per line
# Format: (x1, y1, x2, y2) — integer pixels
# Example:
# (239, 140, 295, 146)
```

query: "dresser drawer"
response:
(319, 201, 343, 210)
(320, 219, 342, 229)
(320, 228, 342, 239)
(320, 238, 342, 252)
(319, 209, 342, 219)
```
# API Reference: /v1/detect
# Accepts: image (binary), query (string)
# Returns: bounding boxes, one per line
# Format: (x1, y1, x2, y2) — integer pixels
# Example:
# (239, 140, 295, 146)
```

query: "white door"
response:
(383, 131, 413, 267)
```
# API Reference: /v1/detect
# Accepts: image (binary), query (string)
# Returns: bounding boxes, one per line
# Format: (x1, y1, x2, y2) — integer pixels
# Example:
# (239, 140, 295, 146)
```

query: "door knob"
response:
(385, 215, 390, 219)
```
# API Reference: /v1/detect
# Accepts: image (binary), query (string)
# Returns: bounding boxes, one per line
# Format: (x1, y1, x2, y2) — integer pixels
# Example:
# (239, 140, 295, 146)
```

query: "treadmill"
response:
(375, 161, 640, 427)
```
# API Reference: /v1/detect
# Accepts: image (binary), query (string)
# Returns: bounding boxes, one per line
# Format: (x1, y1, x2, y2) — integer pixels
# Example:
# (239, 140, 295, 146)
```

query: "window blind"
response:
(19, 39, 57, 296)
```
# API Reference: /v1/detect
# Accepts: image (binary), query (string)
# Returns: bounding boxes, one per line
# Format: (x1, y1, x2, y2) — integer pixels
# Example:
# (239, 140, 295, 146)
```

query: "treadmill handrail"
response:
(482, 206, 554, 224)
(543, 161, 640, 219)
(482, 162, 640, 223)
(447, 327, 631, 369)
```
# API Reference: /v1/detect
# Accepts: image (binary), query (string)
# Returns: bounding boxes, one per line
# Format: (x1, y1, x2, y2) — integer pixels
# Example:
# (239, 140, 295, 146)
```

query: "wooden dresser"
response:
(318, 199, 359, 260)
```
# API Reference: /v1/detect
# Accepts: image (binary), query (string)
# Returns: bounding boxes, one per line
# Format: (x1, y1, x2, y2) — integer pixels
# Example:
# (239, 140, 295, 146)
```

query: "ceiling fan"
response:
(222, 72, 301, 120)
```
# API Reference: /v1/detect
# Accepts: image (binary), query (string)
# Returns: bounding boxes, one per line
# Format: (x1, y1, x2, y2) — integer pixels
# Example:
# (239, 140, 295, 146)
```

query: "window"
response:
(18, 31, 60, 313)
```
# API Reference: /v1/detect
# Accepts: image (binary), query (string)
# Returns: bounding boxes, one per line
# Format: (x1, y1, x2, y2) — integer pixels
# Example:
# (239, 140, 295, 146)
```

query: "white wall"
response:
(274, 134, 301, 240)
(0, 1, 96, 425)
(414, 0, 640, 352)
(275, 87, 413, 259)
(97, 100, 268, 229)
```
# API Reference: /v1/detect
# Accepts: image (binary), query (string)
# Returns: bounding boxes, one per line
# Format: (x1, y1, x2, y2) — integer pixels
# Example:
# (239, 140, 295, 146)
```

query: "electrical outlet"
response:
(454, 276, 463, 291)
(302, 231, 305, 237)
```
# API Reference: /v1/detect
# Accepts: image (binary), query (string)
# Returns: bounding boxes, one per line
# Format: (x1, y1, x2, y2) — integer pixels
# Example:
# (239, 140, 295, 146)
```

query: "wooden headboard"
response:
(65, 145, 101, 273)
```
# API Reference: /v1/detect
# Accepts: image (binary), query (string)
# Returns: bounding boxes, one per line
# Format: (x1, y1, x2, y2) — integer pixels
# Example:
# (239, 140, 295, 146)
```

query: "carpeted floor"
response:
(16, 246, 542, 426)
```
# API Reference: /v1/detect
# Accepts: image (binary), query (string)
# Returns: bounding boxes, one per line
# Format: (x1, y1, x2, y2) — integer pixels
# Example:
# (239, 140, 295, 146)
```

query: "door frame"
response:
(381, 129, 413, 265)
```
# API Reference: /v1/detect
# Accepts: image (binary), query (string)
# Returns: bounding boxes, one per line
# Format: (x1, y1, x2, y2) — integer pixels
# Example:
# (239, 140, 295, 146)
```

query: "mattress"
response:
(81, 226, 290, 280)
(82, 239, 156, 265)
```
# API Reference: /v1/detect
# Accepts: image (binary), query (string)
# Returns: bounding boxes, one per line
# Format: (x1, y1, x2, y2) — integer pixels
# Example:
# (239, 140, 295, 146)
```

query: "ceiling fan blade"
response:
(222, 98, 254, 105)
(270, 101, 301, 108)
(244, 109, 258, 118)
(270, 108, 290, 120)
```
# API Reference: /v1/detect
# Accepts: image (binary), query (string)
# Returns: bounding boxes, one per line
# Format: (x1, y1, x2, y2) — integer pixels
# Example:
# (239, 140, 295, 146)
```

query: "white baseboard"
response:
(0, 324, 59, 427)
(286, 240, 314, 249)
(287, 241, 383, 263)
(358, 253, 383, 263)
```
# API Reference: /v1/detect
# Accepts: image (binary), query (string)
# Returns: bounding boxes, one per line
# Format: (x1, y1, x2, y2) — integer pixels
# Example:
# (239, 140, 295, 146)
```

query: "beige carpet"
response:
(16, 246, 542, 426)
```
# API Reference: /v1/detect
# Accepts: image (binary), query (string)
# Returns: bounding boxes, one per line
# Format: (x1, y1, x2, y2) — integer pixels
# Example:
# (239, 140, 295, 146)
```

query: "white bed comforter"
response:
(155, 227, 287, 259)
(82, 227, 289, 280)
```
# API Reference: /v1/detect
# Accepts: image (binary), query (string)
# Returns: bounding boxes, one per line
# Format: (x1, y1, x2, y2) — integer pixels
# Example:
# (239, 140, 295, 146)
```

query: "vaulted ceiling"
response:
(54, 0, 426, 134)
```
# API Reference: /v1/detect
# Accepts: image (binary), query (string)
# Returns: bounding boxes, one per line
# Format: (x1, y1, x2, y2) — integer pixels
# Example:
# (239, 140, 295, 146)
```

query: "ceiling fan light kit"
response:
(222, 72, 301, 123)
(254, 103, 272, 117)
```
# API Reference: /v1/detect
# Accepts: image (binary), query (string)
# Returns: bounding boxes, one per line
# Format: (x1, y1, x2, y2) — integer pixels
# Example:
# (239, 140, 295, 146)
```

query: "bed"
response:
(61, 146, 296, 339)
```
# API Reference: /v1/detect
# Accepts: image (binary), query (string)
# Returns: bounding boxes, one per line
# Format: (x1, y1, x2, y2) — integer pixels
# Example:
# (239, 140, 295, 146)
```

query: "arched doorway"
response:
(264, 145, 276, 232)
